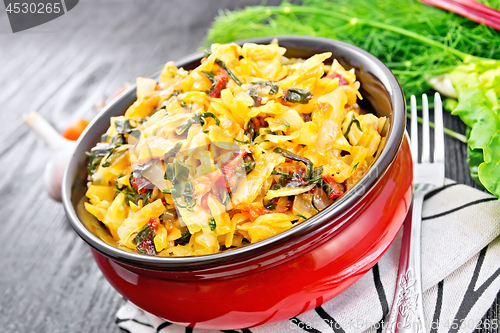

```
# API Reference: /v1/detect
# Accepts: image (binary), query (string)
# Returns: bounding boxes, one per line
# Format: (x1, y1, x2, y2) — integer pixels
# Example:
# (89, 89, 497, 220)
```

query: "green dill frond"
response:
(206, 0, 500, 98)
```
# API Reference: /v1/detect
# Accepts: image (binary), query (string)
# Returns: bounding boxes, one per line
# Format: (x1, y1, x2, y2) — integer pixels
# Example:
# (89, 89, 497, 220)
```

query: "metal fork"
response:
(384, 93, 445, 333)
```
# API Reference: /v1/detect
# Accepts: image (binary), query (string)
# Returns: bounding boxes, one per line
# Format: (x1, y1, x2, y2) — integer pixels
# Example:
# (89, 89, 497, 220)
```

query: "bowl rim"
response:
(62, 35, 406, 269)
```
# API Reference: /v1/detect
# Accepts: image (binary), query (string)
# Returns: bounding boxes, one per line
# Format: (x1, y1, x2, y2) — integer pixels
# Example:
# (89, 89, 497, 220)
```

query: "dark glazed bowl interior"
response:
(62, 36, 406, 270)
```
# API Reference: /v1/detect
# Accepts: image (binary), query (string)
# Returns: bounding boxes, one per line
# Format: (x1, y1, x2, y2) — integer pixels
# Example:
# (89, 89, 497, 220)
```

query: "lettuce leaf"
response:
(450, 61, 500, 198)
(465, 127, 484, 188)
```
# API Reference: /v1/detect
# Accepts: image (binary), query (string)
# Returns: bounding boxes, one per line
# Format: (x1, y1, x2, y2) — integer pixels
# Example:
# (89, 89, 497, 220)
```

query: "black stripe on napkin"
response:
(157, 321, 173, 332)
(115, 317, 154, 328)
(315, 306, 345, 333)
(449, 246, 500, 333)
(422, 197, 497, 221)
(424, 183, 459, 201)
(372, 264, 389, 333)
(430, 280, 444, 333)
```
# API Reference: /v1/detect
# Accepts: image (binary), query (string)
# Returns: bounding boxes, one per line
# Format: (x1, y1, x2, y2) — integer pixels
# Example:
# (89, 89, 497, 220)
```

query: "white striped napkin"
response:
(116, 181, 500, 333)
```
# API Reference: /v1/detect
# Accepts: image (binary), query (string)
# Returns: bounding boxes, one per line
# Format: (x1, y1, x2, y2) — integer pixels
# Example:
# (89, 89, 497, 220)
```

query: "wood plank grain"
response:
(0, 0, 496, 332)
(0, 1, 281, 332)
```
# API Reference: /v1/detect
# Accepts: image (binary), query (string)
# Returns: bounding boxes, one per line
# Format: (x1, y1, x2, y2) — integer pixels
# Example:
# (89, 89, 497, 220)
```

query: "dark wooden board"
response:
(0, 1, 496, 332)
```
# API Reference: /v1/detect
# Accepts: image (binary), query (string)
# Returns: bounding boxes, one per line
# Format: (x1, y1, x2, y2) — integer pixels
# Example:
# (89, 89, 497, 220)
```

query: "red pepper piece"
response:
(254, 96, 262, 107)
(300, 113, 312, 122)
(323, 175, 345, 200)
(130, 176, 153, 194)
(221, 150, 247, 185)
(200, 193, 210, 210)
(148, 217, 160, 232)
(326, 72, 349, 86)
(209, 69, 229, 98)
(197, 169, 229, 198)
(205, 169, 222, 184)
(137, 234, 156, 255)
(239, 202, 289, 221)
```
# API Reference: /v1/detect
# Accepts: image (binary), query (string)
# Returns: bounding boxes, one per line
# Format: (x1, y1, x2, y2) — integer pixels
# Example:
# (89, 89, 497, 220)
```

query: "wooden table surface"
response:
(0, 1, 497, 332)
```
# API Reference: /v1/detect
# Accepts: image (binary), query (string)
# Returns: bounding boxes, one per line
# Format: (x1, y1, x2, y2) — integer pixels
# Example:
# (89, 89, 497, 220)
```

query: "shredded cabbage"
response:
(84, 41, 386, 256)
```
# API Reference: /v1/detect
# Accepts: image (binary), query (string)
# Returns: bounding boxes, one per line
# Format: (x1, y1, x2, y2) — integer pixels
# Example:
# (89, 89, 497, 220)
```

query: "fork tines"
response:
(410, 93, 444, 164)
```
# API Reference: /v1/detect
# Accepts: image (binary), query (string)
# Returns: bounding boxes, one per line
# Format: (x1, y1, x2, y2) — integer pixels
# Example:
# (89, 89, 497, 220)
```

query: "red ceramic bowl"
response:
(62, 36, 411, 330)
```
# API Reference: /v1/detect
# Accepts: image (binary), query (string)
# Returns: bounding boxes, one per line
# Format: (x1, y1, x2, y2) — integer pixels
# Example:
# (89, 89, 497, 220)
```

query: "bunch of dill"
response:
(205, 0, 500, 99)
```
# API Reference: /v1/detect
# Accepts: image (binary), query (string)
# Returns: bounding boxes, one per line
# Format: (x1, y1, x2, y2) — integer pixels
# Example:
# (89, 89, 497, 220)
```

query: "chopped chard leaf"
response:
(233, 138, 252, 145)
(208, 218, 216, 231)
(343, 114, 362, 137)
(114, 119, 132, 134)
(215, 59, 242, 86)
(269, 84, 279, 95)
(245, 118, 259, 141)
(202, 71, 218, 95)
(86, 143, 115, 175)
(243, 154, 256, 174)
(263, 198, 277, 210)
(175, 230, 191, 246)
(164, 141, 183, 162)
(202, 71, 216, 84)
(246, 81, 279, 106)
(134, 224, 156, 255)
(272, 169, 289, 177)
(165, 159, 196, 211)
(101, 145, 127, 168)
(175, 115, 201, 135)
(132, 159, 159, 179)
(308, 166, 324, 185)
(129, 129, 141, 140)
(246, 86, 261, 107)
(273, 147, 313, 180)
(282, 88, 313, 104)
(300, 113, 312, 122)
(120, 182, 152, 204)
(311, 198, 320, 212)
(200, 112, 220, 126)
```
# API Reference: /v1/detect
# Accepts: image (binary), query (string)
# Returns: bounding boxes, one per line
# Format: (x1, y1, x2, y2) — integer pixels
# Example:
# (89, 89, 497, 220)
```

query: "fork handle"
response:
(384, 191, 427, 333)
